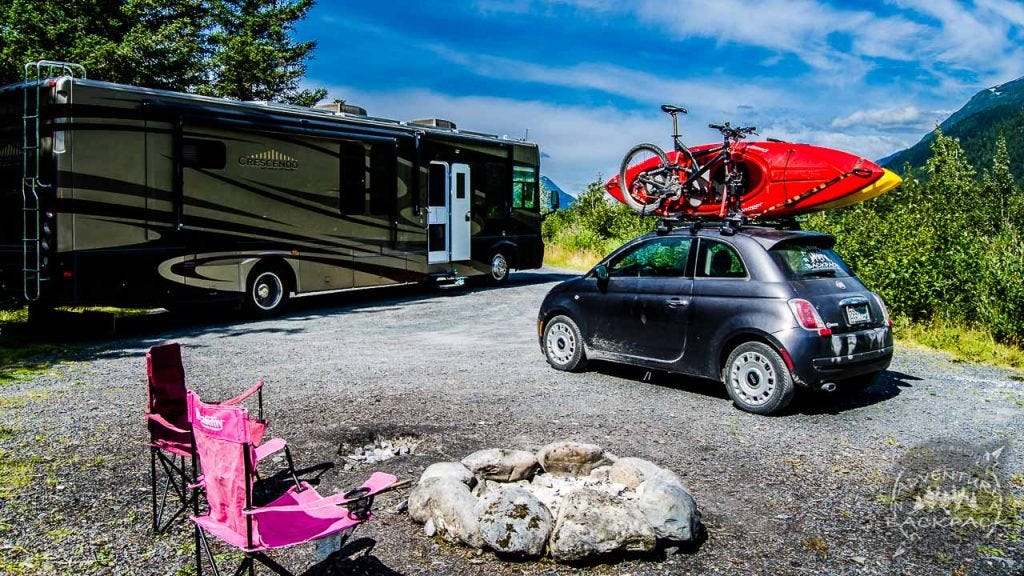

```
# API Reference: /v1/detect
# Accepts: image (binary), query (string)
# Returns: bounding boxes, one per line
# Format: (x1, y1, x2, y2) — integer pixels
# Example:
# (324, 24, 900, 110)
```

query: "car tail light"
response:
(871, 292, 893, 327)
(788, 298, 831, 336)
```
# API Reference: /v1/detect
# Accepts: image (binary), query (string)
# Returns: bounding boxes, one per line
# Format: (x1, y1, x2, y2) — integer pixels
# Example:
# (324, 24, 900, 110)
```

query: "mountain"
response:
(882, 76, 1024, 186)
(540, 176, 576, 210)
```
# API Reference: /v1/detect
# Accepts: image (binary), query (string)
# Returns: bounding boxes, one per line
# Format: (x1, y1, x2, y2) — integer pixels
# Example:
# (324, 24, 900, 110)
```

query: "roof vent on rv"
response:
(315, 102, 367, 116)
(409, 118, 457, 130)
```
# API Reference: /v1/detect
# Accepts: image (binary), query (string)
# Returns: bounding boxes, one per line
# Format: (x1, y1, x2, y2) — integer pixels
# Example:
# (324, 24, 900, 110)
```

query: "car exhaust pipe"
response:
(820, 382, 837, 393)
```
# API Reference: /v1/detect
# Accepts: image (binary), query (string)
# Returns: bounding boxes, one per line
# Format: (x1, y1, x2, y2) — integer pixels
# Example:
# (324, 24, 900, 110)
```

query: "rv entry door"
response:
(427, 162, 449, 264)
(450, 163, 471, 261)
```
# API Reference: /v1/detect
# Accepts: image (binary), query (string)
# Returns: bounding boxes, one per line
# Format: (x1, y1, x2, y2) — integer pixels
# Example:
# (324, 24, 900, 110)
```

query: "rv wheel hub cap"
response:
(492, 254, 508, 280)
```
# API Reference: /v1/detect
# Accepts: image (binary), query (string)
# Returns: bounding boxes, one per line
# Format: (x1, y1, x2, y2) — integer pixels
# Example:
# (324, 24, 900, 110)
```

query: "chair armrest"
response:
(223, 380, 264, 405)
(147, 412, 189, 435)
(254, 437, 287, 462)
(244, 473, 403, 515)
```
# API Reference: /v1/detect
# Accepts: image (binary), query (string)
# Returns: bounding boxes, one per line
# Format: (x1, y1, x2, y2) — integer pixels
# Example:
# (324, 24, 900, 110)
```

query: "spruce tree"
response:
(202, 0, 326, 106)
(0, 0, 207, 91)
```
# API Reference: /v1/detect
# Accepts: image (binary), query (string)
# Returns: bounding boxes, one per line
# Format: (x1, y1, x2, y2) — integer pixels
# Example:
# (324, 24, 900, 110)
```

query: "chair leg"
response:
(152, 451, 194, 533)
(251, 552, 295, 576)
(195, 524, 204, 576)
(150, 448, 159, 534)
(197, 526, 223, 576)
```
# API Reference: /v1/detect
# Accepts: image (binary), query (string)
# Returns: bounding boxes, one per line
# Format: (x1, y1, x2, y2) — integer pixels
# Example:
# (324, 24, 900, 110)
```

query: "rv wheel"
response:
(246, 266, 290, 316)
(489, 252, 510, 284)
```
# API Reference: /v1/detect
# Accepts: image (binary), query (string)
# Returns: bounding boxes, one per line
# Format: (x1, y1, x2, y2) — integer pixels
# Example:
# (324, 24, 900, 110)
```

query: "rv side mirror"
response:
(548, 190, 559, 212)
(593, 264, 609, 285)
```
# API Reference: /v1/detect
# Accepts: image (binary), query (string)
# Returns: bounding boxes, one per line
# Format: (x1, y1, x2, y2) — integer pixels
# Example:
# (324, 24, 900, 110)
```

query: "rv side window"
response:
(340, 141, 396, 216)
(428, 164, 447, 206)
(478, 162, 507, 218)
(512, 165, 537, 209)
(369, 144, 396, 216)
(182, 139, 226, 170)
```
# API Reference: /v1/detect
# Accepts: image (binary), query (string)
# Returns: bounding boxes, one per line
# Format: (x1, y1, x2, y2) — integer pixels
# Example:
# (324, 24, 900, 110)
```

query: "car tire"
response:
(722, 341, 795, 415)
(245, 264, 291, 317)
(543, 315, 588, 372)
(489, 252, 510, 284)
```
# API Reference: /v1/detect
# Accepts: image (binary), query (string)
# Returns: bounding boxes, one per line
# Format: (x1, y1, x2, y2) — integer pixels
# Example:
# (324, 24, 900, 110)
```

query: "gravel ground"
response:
(1, 268, 1022, 576)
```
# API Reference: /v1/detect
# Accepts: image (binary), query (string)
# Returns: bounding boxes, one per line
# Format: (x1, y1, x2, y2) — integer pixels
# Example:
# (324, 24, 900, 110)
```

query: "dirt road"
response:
(1, 269, 1021, 575)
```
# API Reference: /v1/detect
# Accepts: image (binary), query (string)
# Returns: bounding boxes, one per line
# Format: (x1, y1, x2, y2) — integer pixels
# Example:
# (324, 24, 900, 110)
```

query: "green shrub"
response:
(543, 177, 656, 258)
(811, 130, 1024, 345)
(977, 224, 1024, 345)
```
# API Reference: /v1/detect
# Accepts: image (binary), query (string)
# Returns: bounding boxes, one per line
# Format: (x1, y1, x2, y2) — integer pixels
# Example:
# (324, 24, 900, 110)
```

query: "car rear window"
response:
(770, 243, 852, 279)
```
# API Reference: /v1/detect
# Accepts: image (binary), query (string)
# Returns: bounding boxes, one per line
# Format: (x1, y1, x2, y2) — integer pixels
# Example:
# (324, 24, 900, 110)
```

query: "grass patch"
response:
(0, 307, 28, 324)
(544, 243, 604, 272)
(0, 389, 51, 410)
(0, 344, 58, 386)
(894, 316, 1024, 371)
(0, 449, 36, 498)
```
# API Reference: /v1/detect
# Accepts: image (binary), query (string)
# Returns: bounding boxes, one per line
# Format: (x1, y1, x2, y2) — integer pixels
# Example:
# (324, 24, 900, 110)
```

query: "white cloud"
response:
(554, 0, 1024, 85)
(758, 121, 915, 161)
(829, 106, 944, 131)
(429, 48, 789, 114)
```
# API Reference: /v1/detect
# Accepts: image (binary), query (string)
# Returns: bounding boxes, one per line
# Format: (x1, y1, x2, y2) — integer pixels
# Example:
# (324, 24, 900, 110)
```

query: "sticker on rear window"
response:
(804, 251, 840, 271)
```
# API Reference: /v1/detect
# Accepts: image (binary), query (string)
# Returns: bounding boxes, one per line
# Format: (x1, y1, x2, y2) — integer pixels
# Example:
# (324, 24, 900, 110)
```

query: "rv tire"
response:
(489, 251, 510, 284)
(246, 264, 290, 317)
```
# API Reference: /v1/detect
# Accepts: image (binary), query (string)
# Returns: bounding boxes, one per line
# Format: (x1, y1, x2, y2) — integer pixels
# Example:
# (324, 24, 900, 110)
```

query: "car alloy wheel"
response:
(543, 315, 587, 372)
(723, 341, 794, 415)
(729, 349, 777, 406)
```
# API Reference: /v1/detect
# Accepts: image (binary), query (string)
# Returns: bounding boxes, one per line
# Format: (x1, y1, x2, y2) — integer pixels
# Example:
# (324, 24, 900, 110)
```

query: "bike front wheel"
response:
(619, 143, 673, 215)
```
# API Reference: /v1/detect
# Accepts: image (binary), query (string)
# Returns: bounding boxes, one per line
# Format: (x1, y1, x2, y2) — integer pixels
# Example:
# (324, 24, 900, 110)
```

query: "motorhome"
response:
(0, 62, 549, 315)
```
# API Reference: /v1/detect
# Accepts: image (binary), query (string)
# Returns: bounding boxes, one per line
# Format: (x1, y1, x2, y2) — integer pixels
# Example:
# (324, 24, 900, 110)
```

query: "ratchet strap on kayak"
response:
(752, 161, 873, 219)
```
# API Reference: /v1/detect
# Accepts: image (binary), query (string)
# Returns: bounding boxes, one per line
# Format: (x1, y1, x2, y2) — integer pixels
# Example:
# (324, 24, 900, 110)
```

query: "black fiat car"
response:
(537, 226, 893, 414)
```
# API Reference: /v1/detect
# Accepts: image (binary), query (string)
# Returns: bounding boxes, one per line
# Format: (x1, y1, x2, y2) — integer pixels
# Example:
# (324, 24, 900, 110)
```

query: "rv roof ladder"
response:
(20, 61, 85, 301)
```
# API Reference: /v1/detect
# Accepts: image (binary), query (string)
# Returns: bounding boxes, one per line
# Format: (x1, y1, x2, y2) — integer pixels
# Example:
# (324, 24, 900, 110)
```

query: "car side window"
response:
(696, 240, 746, 278)
(608, 237, 692, 278)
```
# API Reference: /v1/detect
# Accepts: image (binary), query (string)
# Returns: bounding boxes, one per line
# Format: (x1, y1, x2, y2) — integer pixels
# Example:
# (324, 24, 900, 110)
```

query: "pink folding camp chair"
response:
(146, 343, 289, 534)
(187, 391, 401, 576)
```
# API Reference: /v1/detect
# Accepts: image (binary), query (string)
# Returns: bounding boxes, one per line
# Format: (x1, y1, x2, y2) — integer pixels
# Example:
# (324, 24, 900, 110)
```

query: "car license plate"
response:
(845, 304, 871, 325)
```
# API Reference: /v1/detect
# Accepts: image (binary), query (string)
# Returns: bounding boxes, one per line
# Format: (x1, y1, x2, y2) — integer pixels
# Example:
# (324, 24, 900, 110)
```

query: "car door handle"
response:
(666, 298, 689, 308)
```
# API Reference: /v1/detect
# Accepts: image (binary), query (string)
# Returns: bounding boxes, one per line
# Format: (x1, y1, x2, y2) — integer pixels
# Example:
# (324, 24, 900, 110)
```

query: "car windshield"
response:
(769, 243, 852, 280)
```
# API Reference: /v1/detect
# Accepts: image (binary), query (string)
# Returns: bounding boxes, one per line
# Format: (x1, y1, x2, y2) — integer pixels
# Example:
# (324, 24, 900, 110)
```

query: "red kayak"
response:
(607, 141, 901, 219)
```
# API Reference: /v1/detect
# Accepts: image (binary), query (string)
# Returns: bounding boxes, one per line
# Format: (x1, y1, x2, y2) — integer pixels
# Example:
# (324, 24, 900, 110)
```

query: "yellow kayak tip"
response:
(816, 168, 902, 211)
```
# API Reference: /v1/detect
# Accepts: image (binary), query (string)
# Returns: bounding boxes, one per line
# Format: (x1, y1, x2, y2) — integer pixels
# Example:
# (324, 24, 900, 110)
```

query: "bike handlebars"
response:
(709, 122, 757, 140)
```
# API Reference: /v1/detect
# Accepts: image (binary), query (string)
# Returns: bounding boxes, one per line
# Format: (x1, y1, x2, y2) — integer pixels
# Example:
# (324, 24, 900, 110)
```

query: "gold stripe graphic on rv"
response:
(0, 143, 18, 167)
(237, 149, 299, 170)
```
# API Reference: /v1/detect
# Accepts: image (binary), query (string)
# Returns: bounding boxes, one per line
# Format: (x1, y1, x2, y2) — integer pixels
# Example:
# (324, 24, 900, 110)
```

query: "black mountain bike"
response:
(619, 105, 757, 221)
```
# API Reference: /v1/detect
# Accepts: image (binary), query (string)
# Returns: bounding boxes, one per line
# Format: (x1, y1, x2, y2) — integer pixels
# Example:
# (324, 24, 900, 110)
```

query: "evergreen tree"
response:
(201, 0, 325, 106)
(1, 0, 324, 104)
(0, 0, 207, 91)
(982, 135, 1023, 227)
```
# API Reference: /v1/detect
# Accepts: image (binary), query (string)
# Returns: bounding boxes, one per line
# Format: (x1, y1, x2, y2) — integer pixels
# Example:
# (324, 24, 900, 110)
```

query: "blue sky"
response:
(296, 0, 1024, 194)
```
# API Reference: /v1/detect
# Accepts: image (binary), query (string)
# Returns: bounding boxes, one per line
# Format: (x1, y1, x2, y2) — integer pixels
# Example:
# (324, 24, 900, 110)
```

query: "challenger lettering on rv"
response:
(238, 149, 299, 170)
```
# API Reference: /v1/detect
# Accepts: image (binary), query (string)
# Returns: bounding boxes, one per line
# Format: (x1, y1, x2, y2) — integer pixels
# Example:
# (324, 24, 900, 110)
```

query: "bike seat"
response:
(661, 104, 687, 114)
